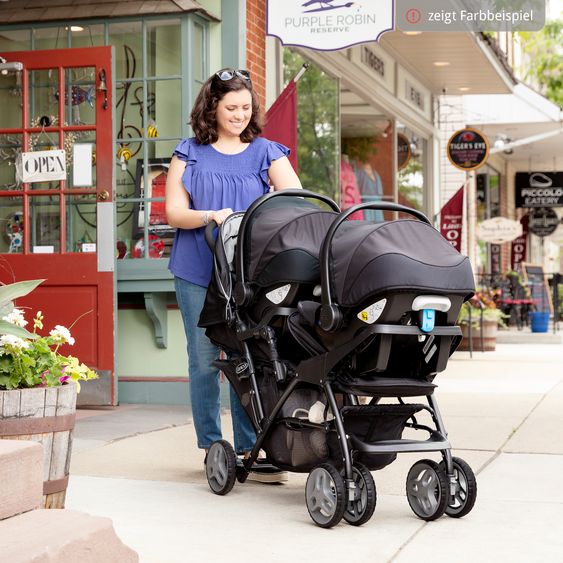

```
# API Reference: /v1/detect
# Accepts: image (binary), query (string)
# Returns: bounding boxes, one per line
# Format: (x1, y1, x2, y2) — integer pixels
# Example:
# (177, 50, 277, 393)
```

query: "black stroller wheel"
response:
(406, 459, 448, 521)
(206, 440, 237, 496)
(305, 463, 346, 528)
(439, 457, 477, 518)
(343, 463, 377, 526)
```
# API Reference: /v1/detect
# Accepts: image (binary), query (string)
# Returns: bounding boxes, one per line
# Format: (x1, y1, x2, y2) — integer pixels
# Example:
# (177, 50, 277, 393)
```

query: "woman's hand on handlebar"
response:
(210, 208, 233, 226)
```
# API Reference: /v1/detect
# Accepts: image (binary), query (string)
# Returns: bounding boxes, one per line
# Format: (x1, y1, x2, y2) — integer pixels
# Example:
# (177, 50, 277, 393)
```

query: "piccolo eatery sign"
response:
(447, 128, 489, 171)
(267, 0, 394, 51)
(515, 172, 563, 208)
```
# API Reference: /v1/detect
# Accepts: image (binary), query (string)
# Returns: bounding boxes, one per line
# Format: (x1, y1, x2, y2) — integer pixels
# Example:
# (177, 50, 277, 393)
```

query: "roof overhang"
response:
(380, 31, 516, 95)
(0, 0, 220, 24)
(467, 83, 563, 170)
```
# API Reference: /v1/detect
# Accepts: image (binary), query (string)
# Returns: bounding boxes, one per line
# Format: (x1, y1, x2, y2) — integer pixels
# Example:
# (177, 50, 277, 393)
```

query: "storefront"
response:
(265, 40, 437, 221)
(0, 1, 238, 404)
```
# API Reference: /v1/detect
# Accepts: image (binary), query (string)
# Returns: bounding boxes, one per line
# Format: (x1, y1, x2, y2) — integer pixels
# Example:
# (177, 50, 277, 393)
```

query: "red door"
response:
(0, 47, 115, 404)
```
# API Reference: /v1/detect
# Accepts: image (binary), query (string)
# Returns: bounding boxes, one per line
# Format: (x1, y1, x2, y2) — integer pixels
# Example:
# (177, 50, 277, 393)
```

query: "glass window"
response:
(397, 123, 426, 213)
(284, 49, 339, 201)
(192, 21, 206, 83)
(29, 195, 60, 252)
(341, 99, 393, 222)
(0, 70, 23, 129)
(0, 197, 24, 254)
(66, 193, 97, 252)
(0, 134, 22, 190)
(147, 19, 181, 76)
(109, 22, 143, 81)
(0, 29, 31, 51)
(32, 27, 69, 50)
(69, 25, 104, 48)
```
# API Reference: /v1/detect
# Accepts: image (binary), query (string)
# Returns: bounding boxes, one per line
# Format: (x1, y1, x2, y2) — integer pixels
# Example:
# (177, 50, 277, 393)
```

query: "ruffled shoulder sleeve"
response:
(173, 138, 197, 164)
(172, 138, 198, 197)
(260, 139, 291, 190)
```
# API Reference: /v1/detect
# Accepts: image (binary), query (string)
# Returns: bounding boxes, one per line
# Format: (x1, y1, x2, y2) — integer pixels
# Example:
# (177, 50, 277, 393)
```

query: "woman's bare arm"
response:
(268, 156, 302, 190)
(165, 156, 232, 228)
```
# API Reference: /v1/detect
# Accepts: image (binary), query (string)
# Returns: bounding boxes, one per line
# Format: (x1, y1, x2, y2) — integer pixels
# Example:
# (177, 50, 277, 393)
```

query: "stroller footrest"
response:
(349, 433, 450, 454)
(334, 376, 435, 397)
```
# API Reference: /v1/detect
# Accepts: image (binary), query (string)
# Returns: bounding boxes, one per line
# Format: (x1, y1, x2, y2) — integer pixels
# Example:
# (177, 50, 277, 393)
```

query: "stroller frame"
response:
(205, 190, 475, 526)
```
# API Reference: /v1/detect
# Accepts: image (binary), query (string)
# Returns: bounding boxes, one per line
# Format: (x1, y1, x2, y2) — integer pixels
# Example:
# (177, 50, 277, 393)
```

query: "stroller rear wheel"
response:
(439, 457, 477, 518)
(406, 459, 448, 521)
(305, 463, 346, 528)
(206, 440, 237, 496)
(343, 463, 377, 526)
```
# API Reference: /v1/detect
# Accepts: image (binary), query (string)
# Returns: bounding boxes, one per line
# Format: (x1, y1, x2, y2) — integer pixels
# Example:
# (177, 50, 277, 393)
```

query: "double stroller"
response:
(201, 189, 477, 528)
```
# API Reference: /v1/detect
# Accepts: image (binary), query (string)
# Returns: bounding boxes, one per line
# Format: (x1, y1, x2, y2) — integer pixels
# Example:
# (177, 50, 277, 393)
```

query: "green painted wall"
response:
(117, 308, 187, 377)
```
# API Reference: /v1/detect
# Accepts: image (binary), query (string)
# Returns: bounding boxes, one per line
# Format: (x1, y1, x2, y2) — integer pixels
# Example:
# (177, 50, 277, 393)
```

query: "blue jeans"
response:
(175, 277, 256, 454)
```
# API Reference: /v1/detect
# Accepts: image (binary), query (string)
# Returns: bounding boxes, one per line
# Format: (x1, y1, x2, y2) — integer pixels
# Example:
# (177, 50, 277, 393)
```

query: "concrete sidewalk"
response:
(66, 344, 563, 563)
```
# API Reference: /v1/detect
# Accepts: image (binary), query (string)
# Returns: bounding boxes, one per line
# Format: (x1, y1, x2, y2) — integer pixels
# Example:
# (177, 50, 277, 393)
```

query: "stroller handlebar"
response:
(204, 220, 219, 251)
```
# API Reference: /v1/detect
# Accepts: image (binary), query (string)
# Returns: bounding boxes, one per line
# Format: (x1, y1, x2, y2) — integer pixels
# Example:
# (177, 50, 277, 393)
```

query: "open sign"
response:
(17, 149, 66, 183)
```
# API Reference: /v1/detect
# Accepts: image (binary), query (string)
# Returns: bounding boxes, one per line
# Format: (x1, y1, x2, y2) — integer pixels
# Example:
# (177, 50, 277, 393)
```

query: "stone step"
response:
(0, 440, 43, 520)
(0, 509, 138, 562)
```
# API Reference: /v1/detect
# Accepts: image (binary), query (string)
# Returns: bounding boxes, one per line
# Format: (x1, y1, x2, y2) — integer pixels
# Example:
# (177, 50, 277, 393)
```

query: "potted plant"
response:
(0, 279, 97, 508)
(457, 289, 507, 352)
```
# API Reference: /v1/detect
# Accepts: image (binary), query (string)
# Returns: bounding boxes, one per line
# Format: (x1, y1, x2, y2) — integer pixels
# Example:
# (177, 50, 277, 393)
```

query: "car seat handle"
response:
(320, 202, 432, 309)
(235, 189, 340, 286)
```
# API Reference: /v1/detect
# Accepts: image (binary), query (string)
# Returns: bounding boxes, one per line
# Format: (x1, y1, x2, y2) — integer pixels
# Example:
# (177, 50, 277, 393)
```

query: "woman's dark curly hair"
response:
(190, 70, 262, 144)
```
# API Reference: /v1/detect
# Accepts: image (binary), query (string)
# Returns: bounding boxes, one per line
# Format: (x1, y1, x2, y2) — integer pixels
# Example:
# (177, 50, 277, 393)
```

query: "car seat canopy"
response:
(246, 205, 337, 286)
(330, 220, 475, 307)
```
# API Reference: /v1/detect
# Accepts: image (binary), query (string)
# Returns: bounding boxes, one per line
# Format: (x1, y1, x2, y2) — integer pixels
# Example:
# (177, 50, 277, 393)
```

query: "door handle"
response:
(98, 190, 109, 201)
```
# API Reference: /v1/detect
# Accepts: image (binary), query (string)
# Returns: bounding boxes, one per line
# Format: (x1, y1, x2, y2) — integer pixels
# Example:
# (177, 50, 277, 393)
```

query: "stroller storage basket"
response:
(336, 403, 425, 470)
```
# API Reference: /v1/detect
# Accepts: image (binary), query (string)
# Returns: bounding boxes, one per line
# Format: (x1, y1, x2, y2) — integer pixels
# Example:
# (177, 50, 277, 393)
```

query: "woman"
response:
(165, 68, 301, 482)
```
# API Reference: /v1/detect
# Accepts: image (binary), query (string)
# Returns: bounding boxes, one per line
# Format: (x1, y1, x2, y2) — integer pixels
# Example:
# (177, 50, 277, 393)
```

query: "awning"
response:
(0, 0, 220, 24)
(380, 31, 516, 95)
(466, 83, 563, 170)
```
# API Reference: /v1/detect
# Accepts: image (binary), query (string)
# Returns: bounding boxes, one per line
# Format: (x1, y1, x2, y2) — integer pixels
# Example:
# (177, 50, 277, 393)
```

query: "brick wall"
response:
(246, 0, 267, 110)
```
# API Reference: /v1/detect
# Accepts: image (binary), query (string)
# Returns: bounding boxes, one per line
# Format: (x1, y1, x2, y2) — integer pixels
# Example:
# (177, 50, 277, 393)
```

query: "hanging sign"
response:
(16, 149, 66, 183)
(397, 133, 411, 170)
(266, 0, 394, 51)
(511, 214, 528, 270)
(528, 207, 559, 237)
(476, 217, 522, 244)
(440, 185, 464, 251)
(447, 128, 489, 171)
(515, 172, 563, 208)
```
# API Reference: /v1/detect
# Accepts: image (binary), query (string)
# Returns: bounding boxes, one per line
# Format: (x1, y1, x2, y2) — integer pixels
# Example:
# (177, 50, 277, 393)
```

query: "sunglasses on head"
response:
(215, 69, 251, 81)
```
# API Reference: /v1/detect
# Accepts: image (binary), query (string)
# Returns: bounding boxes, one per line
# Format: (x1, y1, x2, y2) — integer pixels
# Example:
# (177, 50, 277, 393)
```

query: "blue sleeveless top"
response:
(169, 137, 290, 287)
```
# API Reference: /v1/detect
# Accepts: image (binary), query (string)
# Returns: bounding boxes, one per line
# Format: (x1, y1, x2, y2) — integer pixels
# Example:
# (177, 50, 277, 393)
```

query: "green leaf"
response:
(0, 279, 45, 309)
(0, 319, 39, 339)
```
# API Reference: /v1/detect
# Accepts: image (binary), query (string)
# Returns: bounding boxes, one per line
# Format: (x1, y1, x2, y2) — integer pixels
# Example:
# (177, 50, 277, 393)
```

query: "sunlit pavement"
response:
(66, 342, 563, 563)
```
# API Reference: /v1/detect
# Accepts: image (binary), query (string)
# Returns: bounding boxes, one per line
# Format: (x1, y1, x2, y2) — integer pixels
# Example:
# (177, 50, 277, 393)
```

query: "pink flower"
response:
(59, 375, 70, 384)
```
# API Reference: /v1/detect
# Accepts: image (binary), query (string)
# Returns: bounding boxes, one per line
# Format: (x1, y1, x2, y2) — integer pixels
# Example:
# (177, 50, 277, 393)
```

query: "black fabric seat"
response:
(333, 376, 436, 397)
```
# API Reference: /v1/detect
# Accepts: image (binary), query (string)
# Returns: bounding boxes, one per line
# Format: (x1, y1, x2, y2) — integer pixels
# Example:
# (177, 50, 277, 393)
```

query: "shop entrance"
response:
(0, 47, 115, 404)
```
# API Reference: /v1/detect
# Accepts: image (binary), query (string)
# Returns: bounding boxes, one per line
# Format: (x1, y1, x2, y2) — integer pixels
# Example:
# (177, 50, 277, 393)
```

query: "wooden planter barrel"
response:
(0, 383, 77, 509)
(458, 320, 498, 352)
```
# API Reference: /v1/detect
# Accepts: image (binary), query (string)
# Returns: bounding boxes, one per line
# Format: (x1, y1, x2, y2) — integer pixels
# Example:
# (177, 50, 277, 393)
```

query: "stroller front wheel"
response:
(206, 440, 237, 496)
(305, 463, 346, 528)
(405, 459, 448, 521)
(342, 463, 377, 526)
(439, 457, 477, 518)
